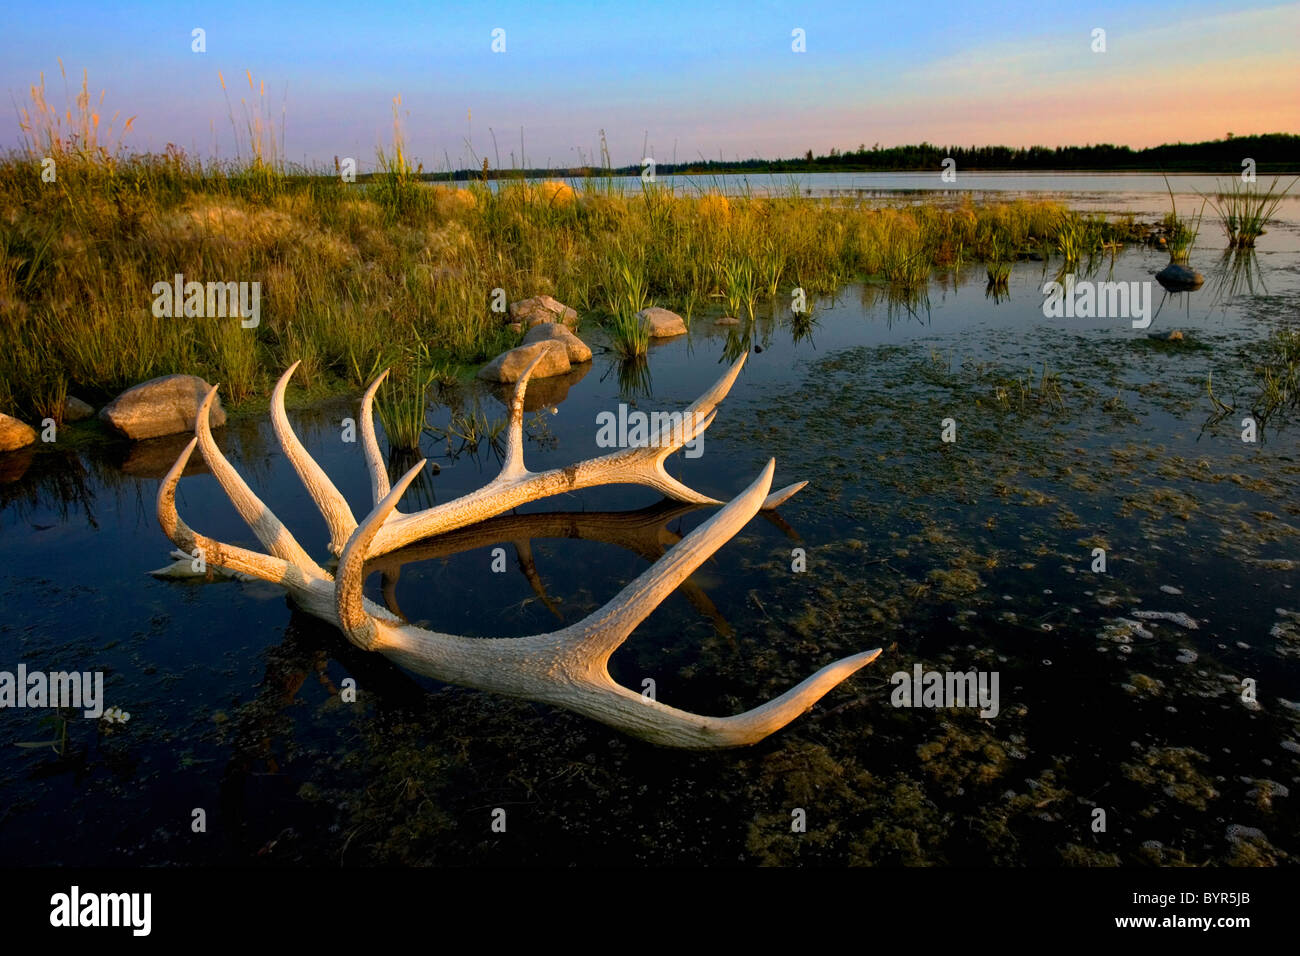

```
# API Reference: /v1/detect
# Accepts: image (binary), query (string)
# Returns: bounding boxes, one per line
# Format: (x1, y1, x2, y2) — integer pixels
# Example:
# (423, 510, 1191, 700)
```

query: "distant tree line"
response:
(425, 133, 1297, 180)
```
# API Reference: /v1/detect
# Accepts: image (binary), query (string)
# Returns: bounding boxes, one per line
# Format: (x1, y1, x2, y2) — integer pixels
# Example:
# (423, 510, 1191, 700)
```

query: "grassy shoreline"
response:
(0, 152, 1162, 424)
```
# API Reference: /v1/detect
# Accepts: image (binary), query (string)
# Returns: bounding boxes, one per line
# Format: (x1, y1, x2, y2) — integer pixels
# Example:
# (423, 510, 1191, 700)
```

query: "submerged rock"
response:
(715, 315, 741, 326)
(0, 413, 37, 452)
(637, 306, 687, 337)
(522, 321, 592, 363)
(1155, 263, 1204, 291)
(99, 374, 225, 440)
(476, 340, 571, 383)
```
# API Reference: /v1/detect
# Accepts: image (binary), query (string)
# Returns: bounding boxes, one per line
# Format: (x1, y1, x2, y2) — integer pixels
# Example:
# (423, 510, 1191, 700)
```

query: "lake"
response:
(2, 171, 1297, 865)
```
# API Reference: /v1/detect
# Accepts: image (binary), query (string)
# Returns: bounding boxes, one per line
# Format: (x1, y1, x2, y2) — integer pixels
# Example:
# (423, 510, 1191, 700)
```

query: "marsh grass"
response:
(1205, 329, 1300, 435)
(1160, 176, 1206, 264)
(375, 365, 437, 451)
(429, 396, 507, 460)
(607, 310, 651, 359)
(984, 234, 1012, 288)
(0, 72, 1148, 419)
(1203, 176, 1298, 248)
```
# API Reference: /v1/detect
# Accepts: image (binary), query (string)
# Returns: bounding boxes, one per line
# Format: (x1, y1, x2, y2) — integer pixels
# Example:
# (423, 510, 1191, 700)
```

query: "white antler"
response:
(153, 359, 878, 748)
(344, 351, 807, 558)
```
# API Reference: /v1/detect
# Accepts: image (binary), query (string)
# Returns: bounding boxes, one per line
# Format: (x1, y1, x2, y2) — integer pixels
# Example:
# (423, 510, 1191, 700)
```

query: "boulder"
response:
(0, 413, 37, 452)
(98, 374, 226, 440)
(508, 295, 578, 329)
(637, 306, 687, 337)
(1155, 263, 1204, 291)
(523, 322, 592, 363)
(62, 396, 95, 422)
(476, 341, 571, 383)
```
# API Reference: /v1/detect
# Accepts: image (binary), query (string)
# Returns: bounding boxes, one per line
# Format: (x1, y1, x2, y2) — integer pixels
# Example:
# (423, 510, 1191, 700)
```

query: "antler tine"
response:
(272, 362, 359, 554)
(561, 458, 776, 662)
(336, 456, 428, 650)
(587, 647, 882, 749)
(366, 458, 879, 748)
(154, 437, 310, 589)
(498, 352, 548, 482)
(193, 385, 326, 578)
(364, 352, 804, 559)
(359, 368, 392, 506)
(595, 403, 808, 511)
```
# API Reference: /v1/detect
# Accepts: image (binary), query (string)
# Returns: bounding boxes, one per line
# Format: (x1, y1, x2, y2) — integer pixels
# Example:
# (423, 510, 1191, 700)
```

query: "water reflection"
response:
(1210, 248, 1266, 303)
(362, 498, 803, 636)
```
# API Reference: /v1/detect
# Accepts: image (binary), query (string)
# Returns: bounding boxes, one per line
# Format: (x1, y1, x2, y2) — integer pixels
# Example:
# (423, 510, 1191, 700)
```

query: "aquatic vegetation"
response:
(1056, 217, 1083, 265)
(607, 309, 651, 359)
(1159, 176, 1206, 263)
(1204, 328, 1300, 435)
(375, 365, 437, 451)
(428, 396, 506, 459)
(1203, 175, 1297, 248)
(984, 234, 1012, 297)
(14, 708, 73, 756)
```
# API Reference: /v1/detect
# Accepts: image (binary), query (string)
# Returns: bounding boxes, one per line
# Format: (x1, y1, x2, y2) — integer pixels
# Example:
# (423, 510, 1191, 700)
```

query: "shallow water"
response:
(2, 186, 1299, 866)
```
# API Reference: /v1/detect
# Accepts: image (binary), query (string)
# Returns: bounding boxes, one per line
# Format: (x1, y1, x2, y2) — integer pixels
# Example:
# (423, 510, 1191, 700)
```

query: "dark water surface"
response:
(2, 193, 1299, 865)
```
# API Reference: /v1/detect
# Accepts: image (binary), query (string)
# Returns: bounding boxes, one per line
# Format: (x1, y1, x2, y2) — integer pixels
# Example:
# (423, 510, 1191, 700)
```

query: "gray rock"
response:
(1155, 263, 1204, 291)
(62, 396, 95, 422)
(637, 306, 687, 337)
(0, 413, 37, 452)
(477, 340, 571, 383)
(508, 295, 578, 329)
(523, 322, 592, 364)
(98, 374, 226, 440)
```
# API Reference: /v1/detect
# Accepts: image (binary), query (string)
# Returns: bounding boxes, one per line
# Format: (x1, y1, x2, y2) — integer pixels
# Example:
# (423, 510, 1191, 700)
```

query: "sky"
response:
(1, 1, 1297, 172)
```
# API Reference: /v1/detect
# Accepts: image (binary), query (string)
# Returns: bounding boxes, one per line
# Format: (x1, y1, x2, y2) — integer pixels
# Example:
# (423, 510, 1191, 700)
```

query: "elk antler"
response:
(348, 352, 807, 558)
(153, 357, 880, 748)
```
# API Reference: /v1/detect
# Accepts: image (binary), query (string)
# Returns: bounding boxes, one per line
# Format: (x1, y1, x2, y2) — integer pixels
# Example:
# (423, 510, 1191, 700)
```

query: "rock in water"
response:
(637, 306, 687, 337)
(508, 295, 578, 330)
(715, 315, 741, 325)
(1155, 263, 1204, 291)
(99, 375, 227, 440)
(0, 413, 37, 452)
(477, 341, 571, 383)
(62, 396, 95, 422)
(523, 322, 592, 363)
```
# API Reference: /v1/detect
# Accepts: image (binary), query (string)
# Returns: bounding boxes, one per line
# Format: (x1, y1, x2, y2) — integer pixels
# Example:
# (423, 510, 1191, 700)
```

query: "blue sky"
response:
(2, 1, 1296, 170)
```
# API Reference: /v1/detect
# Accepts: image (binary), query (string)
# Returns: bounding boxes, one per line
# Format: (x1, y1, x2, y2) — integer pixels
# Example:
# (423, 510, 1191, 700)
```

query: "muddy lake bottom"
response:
(2, 232, 1299, 865)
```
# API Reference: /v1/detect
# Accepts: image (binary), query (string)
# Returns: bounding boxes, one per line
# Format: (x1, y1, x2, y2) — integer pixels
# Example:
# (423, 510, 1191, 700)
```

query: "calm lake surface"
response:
(2, 172, 1298, 865)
